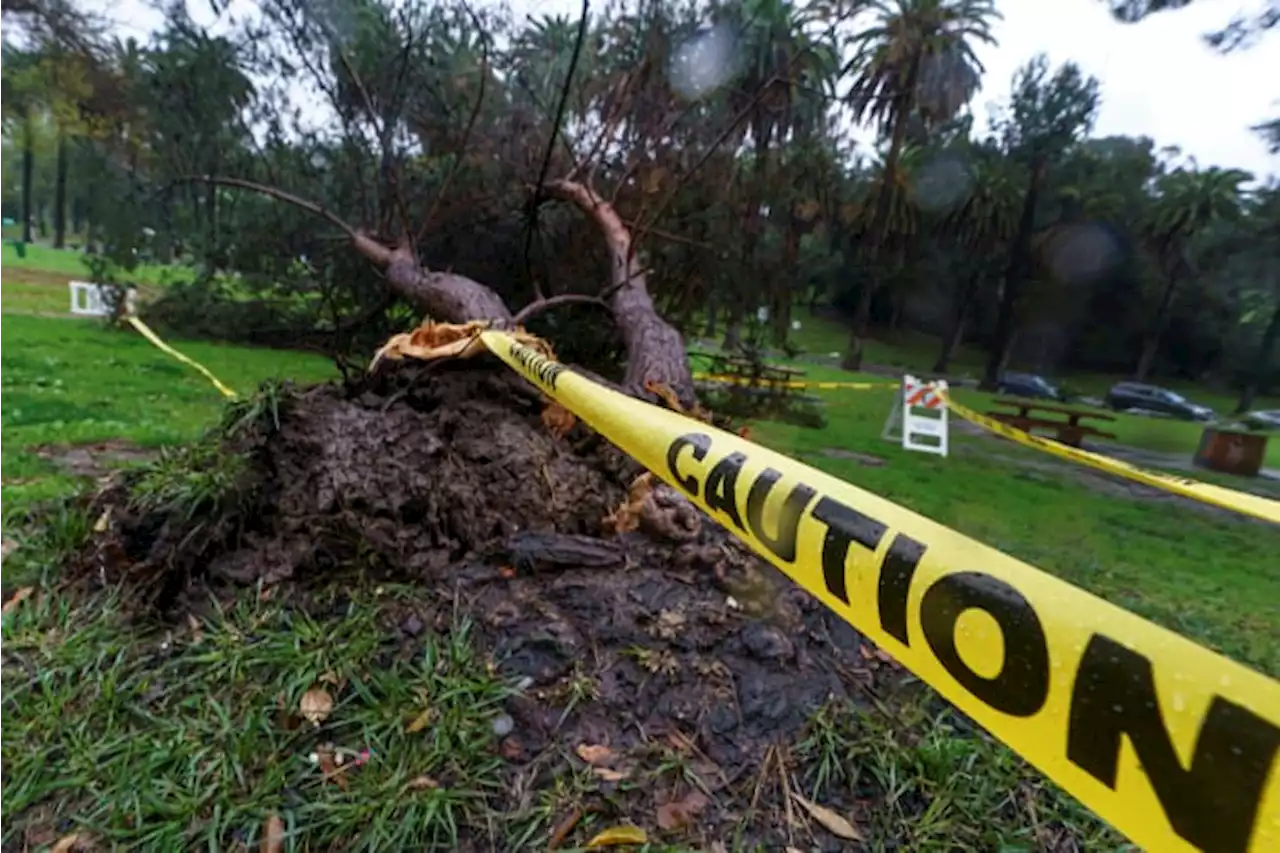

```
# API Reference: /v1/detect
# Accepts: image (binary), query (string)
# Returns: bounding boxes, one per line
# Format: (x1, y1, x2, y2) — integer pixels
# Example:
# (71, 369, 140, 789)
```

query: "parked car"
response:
(1241, 409, 1280, 431)
(1104, 382, 1215, 421)
(997, 372, 1063, 401)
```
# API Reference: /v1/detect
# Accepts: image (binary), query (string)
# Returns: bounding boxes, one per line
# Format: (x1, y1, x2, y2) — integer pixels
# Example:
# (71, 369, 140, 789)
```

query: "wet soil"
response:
(66, 361, 921, 850)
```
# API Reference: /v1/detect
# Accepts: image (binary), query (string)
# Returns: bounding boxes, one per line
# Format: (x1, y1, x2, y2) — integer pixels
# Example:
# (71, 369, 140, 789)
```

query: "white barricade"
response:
(881, 374, 949, 457)
(69, 281, 136, 318)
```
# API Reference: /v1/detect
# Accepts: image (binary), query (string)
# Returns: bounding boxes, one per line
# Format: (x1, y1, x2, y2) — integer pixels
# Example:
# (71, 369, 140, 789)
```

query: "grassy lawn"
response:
(2, 311, 1274, 851)
(1, 315, 337, 506)
(2, 241, 192, 287)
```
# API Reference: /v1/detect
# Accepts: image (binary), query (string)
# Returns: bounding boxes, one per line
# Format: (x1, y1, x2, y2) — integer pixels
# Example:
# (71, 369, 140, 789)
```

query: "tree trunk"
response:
(1134, 272, 1179, 381)
(21, 111, 34, 245)
(349, 180, 694, 406)
(982, 165, 1042, 390)
(53, 133, 69, 249)
(723, 300, 743, 352)
(933, 272, 979, 374)
(842, 51, 922, 372)
(1234, 298, 1280, 414)
(703, 292, 718, 338)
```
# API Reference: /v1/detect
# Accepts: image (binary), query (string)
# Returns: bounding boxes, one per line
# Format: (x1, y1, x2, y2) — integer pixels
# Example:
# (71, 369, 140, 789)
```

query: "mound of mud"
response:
(73, 362, 926, 849)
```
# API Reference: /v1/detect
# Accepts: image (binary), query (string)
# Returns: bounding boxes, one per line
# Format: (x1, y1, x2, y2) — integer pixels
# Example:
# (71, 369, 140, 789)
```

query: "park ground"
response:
(2, 247, 1278, 851)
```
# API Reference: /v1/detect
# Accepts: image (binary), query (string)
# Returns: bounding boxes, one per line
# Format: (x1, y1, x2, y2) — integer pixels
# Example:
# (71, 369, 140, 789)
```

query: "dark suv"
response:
(1104, 382, 1215, 421)
(997, 372, 1063, 400)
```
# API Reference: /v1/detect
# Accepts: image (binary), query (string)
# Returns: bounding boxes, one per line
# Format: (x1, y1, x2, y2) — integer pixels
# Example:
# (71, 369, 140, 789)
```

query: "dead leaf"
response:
(299, 687, 333, 726)
(403, 774, 439, 791)
(260, 814, 285, 853)
(785, 848, 805, 853)
(1, 537, 17, 561)
(186, 613, 204, 643)
(498, 564, 517, 579)
(592, 766, 628, 782)
(2, 586, 34, 617)
(93, 508, 110, 532)
(405, 706, 433, 734)
(50, 835, 87, 853)
(790, 792, 863, 841)
(656, 790, 709, 831)
(541, 402, 577, 439)
(584, 825, 648, 848)
(603, 472, 654, 535)
(548, 807, 583, 851)
(575, 743, 615, 766)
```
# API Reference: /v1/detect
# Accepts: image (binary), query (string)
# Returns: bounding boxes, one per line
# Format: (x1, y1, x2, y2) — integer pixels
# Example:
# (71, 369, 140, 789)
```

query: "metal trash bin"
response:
(1193, 427, 1268, 477)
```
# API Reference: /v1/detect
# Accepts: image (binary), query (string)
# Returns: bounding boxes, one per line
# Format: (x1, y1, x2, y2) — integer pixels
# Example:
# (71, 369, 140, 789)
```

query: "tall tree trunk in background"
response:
(933, 271, 980, 374)
(703, 292, 718, 338)
(1134, 271, 1180, 381)
(727, 133, 770, 353)
(21, 111, 35, 244)
(842, 52, 921, 372)
(53, 133, 69, 249)
(1234, 297, 1280, 414)
(982, 163, 1043, 389)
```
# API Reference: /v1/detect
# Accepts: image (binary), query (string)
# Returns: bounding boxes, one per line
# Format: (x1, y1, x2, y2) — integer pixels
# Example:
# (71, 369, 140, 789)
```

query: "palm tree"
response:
(839, 0, 999, 370)
(720, 0, 839, 350)
(1135, 164, 1251, 379)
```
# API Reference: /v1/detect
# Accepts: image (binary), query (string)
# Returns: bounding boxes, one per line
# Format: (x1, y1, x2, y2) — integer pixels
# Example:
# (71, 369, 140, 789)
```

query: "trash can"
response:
(11, 240, 26, 259)
(1193, 427, 1268, 477)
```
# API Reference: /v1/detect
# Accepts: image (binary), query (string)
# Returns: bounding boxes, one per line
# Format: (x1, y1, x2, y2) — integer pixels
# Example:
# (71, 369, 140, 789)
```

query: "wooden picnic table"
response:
(987, 397, 1118, 448)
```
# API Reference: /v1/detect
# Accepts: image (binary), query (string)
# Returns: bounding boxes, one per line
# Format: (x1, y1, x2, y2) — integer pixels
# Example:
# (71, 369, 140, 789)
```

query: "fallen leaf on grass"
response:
(260, 814, 285, 853)
(51, 835, 88, 853)
(1, 537, 17, 561)
(547, 807, 583, 851)
(584, 825, 648, 848)
(575, 743, 615, 766)
(299, 687, 333, 726)
(403, 774, 439, 791)
(2, 586, 34, 617)
(405, 706, 434, 734)
(656, 790, 709, 830)
(790, 792, 863, 841)
(592, 766, 628, 782)
(93, 508, 110, 532)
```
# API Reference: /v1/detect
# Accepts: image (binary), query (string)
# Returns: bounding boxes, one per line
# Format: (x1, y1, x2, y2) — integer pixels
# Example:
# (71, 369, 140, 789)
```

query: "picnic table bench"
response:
(690, 350, 806, 388)
(987, 397, 1118, 448)
(690, 350, 825, 427)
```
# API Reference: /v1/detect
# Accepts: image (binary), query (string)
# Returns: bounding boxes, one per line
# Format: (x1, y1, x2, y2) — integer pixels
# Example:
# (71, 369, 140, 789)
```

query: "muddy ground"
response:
(41, 361, 982, 851)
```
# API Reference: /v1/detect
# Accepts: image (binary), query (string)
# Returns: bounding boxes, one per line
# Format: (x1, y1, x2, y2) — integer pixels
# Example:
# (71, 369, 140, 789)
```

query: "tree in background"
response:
(981, 55, 1099, 389)
(840, 0, 998, 370)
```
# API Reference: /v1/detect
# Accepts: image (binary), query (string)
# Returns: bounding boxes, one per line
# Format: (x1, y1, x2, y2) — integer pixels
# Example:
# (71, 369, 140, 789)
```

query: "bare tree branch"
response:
(523, 0, 590, 302)
(512, 292, 607, 326)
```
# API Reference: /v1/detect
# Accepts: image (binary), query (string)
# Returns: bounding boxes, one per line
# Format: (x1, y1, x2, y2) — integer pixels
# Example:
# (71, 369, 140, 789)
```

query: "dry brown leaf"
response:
(584, 825, 649, 848)
(575, 743, 615, 766)
(1, 537, 18, 562)
(790, 792, 863, 841)
(93, 508, 111, 532)
(50, 835, 87, 853)
(405, 706, 433, 734)
(541, 402, 577, 440)
(260, 814, 285, 853)
(299, 687, 333, 726)
(404, 774, 439, 791)
(643, 379, 685, 413)
(603, 472, 654, 535)
(592, 766, 628, 782)
(656, 790, 709, 831)
(2, 586, 34, 617)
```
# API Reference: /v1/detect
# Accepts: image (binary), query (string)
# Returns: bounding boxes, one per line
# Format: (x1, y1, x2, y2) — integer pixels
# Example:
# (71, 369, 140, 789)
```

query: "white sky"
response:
(98, 0, 1279, 178)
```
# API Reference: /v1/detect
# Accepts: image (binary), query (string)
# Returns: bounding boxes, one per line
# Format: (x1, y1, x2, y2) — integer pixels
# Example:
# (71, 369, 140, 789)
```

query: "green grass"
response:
(1, 315, 336, 506)
(2, 241, 192, 286)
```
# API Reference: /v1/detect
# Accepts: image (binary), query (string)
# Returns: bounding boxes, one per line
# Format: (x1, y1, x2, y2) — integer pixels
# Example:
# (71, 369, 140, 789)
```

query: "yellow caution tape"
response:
(122, 315, 240, 400)
(481, 329, 1280, 853)
(942, 393, 1280, 526)
(693, 371, 898, 391)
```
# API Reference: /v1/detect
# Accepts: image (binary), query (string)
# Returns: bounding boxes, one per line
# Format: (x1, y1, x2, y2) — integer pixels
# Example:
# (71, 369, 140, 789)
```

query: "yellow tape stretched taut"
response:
(481, 329, 1280, 853)
(123, 316, 239, 400)
(942, 393, 1280, 526)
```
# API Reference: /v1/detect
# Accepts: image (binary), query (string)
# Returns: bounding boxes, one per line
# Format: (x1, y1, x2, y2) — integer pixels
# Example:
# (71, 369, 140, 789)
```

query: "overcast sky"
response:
(100, 0, 1279, 178)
